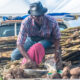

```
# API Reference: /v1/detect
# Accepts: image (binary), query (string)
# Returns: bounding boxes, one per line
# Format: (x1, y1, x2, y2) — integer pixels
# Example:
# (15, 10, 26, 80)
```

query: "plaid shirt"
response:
(17, 15, 61, 45)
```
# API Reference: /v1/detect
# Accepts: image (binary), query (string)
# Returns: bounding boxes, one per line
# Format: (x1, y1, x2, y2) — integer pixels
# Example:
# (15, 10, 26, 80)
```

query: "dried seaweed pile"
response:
(46, 66, 80, 79)
(0, 36, 17, 58)
(0, 27, 80, 63)
(1, 60, 47, 80)
(61, 66, 80, 79)
(2, 60, 30, 80)
(2, 60, 80, 80)
(61, 27, 80, 63)
(0, 26, 80, 80)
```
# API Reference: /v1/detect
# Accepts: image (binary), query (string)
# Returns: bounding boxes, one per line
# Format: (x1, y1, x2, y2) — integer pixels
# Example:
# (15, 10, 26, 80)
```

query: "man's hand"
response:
(26, 58, 37, 68)
(54, 51, 60, 63)
(27, 57, 32, 63)
(26, 55, 36, 65)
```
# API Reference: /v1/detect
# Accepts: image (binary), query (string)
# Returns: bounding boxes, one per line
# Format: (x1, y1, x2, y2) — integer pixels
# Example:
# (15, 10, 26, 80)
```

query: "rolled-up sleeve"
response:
(17, 20, 28, 45)
(52, 19, 61, 41)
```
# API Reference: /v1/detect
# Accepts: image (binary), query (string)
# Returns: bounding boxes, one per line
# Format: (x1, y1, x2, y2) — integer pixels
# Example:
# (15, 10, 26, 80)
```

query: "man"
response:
(11, 1, 61, 65)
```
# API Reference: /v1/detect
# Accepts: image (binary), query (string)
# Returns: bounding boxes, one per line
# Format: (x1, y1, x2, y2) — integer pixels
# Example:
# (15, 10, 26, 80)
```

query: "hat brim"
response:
(28, 8, 47, 16)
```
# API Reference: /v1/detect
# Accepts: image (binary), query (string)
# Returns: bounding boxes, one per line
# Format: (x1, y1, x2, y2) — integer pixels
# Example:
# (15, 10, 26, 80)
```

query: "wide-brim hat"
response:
(28, 1, 47, 16)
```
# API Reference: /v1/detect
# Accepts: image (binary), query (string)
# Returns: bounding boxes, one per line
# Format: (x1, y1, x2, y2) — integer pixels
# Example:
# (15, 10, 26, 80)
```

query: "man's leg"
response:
(38, 40, 52, 49)
(39, 40, 63, 70)
(38, 40, 52, 62)
(11, 37, 36, 61)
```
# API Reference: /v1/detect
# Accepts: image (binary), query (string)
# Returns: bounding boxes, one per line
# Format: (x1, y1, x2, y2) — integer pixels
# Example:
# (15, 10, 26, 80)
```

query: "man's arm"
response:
(51, 18, 61, 62)
(17, 17, 31, 61)
(54, 39, 61, 62)
(17, 45, 31, 60)
(54, 39, 60, 52)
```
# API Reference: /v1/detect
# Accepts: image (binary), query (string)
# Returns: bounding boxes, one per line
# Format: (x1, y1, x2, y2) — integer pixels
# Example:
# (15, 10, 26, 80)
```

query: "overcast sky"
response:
(0, 0, 80, 14)
(0, 0, 80, 27)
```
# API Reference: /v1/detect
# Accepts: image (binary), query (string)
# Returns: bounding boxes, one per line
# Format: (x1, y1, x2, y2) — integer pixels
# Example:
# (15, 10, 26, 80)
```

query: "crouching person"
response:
(11, 1, 63, 69)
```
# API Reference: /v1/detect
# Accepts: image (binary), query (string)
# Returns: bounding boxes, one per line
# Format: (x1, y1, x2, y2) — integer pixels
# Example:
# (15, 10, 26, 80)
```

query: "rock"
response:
(62, 66, 70, 77)
(62, 76, 69, 79)
(63, 66, 70, 72)
(52, 72, 62, 79)
(4, 74, 13, 80)
(70, 67, 80, 76)
(70, 75, 79, 79)
(10, 65, 16, 69)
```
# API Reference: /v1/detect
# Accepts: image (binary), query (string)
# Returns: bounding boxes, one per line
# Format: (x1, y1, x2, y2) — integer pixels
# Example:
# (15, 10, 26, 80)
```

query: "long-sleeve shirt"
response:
(17, 15, 61, 45)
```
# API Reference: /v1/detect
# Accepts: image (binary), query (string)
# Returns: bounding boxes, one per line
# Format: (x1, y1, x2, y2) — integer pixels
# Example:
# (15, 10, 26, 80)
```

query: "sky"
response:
(0, 0, 80, 14)
(0, 0, 80, 27)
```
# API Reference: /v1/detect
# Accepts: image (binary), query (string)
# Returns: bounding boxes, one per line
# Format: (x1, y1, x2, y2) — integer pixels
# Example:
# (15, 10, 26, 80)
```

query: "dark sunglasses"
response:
(31, 15, 44, 19)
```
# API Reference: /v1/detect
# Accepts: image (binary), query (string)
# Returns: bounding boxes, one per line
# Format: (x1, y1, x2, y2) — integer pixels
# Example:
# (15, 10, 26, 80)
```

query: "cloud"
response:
(0, 0, 80, 14)
(0, 0, 10, 8)
(0, 0, 29, 14)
